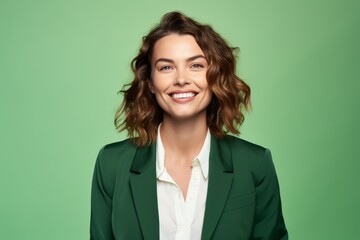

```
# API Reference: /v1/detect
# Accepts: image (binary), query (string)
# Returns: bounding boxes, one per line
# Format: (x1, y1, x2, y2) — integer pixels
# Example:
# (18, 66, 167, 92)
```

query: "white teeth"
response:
(172, 92, 196, 99)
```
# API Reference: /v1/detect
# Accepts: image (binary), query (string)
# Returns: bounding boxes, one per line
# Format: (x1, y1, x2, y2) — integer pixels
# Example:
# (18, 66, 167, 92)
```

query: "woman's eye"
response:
(191, 64, 204, 69)
(159, 66, 172, 71)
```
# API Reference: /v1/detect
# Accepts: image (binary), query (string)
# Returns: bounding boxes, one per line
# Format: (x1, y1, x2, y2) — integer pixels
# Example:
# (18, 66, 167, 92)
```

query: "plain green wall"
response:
(1, 0, 359, 239)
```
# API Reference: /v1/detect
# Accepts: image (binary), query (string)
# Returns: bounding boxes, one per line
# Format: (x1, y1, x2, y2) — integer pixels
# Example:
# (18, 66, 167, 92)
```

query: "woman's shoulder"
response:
(100, 138, 138, 156)
(98, 137, 138, 158)
(94, 138, 138, 176)
(225, 135, 268, 157)
(223, 135, 274, 177)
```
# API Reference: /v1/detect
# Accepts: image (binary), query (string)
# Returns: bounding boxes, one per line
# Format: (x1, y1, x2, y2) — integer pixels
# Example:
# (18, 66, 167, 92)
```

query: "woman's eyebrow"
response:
(154, 58, 174, 65)
(154, 55, 207, 65)
(186, 55, 206, 62)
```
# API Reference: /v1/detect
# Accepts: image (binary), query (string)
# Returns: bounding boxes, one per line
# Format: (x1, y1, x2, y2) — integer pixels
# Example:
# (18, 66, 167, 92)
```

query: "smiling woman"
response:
(149, 34, 212, 121)
(90, 11, 288, 240)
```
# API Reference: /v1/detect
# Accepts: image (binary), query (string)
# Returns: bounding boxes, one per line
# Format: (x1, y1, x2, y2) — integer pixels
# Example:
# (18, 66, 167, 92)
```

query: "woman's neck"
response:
(160, 113, 208, 164)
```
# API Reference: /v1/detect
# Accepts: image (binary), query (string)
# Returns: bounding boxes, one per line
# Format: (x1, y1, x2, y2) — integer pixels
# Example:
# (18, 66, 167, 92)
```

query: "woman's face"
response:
(150, 34, 212, 121)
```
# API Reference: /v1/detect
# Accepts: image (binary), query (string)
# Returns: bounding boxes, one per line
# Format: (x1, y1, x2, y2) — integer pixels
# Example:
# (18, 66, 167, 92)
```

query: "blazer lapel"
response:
(129, 143, 159, 240)
(201, 136, 234, 240)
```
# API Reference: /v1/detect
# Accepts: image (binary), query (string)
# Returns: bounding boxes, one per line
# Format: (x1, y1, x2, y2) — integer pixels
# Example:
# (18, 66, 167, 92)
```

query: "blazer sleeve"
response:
(251, 149, 288, 240)
(90, 147, 115, 240)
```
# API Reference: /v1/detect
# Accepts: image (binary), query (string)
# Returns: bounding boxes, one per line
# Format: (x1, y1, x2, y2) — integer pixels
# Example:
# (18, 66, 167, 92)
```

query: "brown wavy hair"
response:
(115, 11, 251, 146)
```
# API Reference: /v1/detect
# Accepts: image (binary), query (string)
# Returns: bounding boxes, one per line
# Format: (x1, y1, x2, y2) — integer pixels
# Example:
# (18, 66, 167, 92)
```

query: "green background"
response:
(1, 0, 359, 239)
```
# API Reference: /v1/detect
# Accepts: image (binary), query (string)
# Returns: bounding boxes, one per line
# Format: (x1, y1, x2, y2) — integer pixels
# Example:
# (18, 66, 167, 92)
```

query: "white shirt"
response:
(156, 126, 211, 240)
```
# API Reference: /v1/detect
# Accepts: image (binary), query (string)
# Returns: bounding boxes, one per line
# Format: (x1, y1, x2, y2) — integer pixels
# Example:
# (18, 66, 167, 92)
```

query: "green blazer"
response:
(90, 135, 288, 240)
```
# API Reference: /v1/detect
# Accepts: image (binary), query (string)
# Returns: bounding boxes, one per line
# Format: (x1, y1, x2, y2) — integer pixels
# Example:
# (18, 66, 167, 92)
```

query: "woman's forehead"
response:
(152, 34, 205, 62)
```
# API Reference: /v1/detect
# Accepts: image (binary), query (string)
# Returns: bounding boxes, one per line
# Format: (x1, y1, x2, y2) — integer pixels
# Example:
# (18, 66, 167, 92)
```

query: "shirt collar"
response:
(156, 124, 210, 179)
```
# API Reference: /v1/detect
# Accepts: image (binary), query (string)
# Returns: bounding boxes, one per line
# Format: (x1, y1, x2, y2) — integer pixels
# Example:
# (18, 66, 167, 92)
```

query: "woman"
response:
(91, 11, 288, 240)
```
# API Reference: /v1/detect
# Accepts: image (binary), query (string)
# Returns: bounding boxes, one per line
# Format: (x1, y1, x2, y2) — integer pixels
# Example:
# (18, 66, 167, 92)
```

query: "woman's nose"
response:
(174, 69, 190, 86)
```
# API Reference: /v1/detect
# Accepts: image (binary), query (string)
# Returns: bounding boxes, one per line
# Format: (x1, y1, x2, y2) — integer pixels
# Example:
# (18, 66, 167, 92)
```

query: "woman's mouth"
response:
(171, 92, 196, 99)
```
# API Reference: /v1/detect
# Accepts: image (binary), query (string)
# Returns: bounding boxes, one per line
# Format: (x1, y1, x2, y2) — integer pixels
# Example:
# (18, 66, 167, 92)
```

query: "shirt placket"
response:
(176, 159, 202, 240)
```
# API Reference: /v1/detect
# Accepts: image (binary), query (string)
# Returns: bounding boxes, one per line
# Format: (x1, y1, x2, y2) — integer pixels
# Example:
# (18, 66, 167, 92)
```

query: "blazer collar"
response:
(129, 142, 159, 240)
(129, 135, 234, 240)
(201, 135, 234, 240)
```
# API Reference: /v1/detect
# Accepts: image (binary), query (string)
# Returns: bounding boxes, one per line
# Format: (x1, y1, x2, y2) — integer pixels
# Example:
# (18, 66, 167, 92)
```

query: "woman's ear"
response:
(148, 81, 155, 94)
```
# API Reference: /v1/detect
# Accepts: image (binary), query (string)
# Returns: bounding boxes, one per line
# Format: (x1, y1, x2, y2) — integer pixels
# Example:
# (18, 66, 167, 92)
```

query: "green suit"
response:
(90, 135, 288, 239)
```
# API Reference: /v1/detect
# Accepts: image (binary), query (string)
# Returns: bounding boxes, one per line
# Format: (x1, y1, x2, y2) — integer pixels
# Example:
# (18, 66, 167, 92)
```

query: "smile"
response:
(171, 92, 196, 99)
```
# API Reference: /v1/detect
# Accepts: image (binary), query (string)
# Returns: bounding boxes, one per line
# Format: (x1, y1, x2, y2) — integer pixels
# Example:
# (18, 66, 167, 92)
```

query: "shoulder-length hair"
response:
(115, 11, 251, 147)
